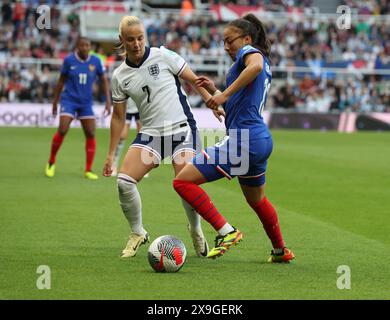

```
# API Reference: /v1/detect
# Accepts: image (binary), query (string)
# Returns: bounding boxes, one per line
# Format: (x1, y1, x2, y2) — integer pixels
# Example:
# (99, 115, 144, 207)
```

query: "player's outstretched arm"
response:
(179, 65, 213, 104)
(224, 53, 263, 98)
(179, 66, 225, 122)
(206, 53, 263, 110)
(195, 76, 218, 95)
(103, 101, 126, 177)
(52, 74, 66, 116)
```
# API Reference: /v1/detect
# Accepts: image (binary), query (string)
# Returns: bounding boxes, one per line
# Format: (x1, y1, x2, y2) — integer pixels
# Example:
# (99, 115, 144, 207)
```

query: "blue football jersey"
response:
(60, 53, 105, 106)
(224, 45, 272, 138)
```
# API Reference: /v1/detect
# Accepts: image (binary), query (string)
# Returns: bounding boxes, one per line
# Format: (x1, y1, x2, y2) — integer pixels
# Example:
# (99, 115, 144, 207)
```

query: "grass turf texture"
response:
(0, 127, 389, 299)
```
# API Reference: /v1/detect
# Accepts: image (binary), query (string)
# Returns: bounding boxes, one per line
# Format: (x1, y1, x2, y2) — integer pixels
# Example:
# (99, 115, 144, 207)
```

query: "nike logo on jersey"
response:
(70, 66, 76, 70)
(124, 81, 130, 87)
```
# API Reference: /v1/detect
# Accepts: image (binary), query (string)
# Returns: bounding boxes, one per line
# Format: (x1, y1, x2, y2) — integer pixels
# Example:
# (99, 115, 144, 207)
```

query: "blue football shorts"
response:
(193, 134, 273, 187)
(60, 100, 95, 119)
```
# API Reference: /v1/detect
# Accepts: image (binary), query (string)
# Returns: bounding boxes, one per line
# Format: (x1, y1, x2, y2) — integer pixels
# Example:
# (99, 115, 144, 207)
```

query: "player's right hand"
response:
(103, 156, 113, 177)
(52, 103, 58, 117)
(195, 76, 217, 95)
(206, 92, 227, 110)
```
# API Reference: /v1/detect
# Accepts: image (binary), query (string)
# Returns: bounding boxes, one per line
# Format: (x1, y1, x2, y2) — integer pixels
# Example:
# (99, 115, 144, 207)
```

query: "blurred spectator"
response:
(181, 0, 194, 18)
(1, 0, 13, 25)
(0, 75, 7, 101)
(6, 73, 23, 102)
(305, 89, 332, 113)
(273, 84, 297, 109)
(342, 0, 390, 15)
(12, 0, 25, 40)
(299, 74, 317, 96)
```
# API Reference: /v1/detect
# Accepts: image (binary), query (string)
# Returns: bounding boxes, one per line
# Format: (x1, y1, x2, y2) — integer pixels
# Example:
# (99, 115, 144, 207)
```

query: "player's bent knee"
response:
(117, 174, 138, 189)
(117, 174, 139, 208)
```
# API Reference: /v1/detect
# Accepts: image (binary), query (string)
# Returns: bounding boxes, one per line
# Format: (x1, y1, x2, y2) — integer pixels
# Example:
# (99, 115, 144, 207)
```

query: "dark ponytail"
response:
(228, 13, 271, 58)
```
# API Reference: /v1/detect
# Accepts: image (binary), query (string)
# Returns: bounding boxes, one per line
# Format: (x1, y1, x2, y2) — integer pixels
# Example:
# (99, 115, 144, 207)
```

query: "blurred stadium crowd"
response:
(0, 0, 389, 113)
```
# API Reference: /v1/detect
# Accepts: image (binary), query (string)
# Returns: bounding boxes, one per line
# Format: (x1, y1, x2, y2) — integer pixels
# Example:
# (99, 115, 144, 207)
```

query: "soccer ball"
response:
(147, 235, 187, 273)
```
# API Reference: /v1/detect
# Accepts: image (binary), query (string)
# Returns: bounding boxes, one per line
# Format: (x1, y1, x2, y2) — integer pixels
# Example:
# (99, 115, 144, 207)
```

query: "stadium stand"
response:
(0, 0, 389, 113)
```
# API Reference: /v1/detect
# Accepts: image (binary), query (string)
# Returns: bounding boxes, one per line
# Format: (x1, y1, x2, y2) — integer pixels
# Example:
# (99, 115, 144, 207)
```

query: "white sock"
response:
(113, 139, 126, 169)
(181, 199, 201, 233)
(217, 223, 234, 236)
(117, 173, 146, 236)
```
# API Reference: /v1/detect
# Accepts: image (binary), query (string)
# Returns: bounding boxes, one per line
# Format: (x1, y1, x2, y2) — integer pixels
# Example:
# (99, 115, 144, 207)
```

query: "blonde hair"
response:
(116, 15, 143, 57)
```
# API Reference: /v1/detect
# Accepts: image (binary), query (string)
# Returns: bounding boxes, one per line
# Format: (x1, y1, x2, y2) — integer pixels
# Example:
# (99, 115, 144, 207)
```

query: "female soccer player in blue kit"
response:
(45, 37, 111, 180)
(173, 14, 295, 262)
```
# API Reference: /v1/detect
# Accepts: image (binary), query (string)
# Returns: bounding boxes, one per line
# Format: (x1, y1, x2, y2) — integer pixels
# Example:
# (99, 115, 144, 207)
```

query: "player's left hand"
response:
(212, 107, 225, 122)
(104, 102, 111, 117)
(195, 76, 217, 95)
(206, 92, 227, 110)
(103, 156, 113, 177)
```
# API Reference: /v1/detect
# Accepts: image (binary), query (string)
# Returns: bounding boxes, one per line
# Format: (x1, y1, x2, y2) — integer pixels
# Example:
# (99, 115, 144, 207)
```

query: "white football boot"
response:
(188, 225, 209, 257)
(121, 232, 149, 258)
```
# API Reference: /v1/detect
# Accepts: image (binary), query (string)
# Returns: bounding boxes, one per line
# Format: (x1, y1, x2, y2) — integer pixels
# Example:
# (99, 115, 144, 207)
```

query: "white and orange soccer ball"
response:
(147, 235, 187, 273)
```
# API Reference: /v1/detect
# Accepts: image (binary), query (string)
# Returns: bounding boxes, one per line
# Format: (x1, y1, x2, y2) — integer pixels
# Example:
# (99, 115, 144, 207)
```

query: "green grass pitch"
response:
(0, 127, 389, 299)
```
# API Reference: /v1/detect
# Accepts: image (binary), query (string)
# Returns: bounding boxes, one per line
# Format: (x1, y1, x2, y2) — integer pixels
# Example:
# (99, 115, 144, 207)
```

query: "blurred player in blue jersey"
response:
(174, 14, 295, 263)
(45, 37, 111, 180)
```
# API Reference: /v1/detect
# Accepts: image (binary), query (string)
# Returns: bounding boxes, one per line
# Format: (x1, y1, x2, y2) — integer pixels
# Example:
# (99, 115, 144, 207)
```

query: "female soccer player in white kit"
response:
(103, 16, 216, 258)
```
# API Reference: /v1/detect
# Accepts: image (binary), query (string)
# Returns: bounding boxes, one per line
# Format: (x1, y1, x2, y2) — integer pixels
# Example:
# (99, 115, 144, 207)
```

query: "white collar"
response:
(75, 51, 90, 63)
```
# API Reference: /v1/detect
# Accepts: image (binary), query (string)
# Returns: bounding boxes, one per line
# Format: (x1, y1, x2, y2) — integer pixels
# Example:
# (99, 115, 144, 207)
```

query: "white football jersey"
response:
(126, 97, 138, 114)
(111, 46, 197, 136)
